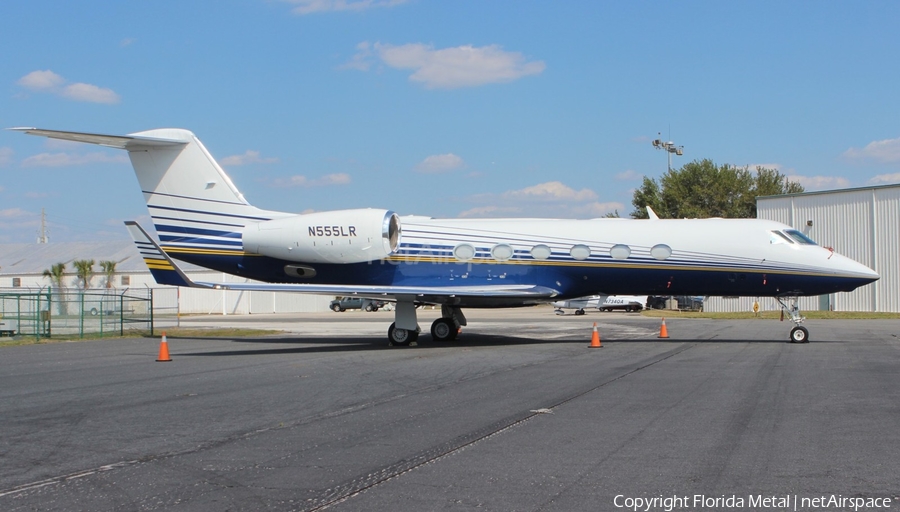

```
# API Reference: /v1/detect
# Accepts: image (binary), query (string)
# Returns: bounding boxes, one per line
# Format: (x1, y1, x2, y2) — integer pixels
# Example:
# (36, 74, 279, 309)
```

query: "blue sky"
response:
(2, 1, 899, 243)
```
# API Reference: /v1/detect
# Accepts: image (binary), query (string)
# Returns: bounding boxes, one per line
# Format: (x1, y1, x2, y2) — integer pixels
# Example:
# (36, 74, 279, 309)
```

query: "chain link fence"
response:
(0, 287, 180, 340)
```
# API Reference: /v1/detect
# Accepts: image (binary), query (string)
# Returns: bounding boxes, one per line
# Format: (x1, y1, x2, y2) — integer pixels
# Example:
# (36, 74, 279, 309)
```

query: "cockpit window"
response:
(784, 229, 817, 245)
(770, 230, 794, 244)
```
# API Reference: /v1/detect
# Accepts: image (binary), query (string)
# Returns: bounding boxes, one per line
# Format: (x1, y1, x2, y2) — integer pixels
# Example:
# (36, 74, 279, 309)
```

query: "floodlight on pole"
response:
(652, 132, 684, 172)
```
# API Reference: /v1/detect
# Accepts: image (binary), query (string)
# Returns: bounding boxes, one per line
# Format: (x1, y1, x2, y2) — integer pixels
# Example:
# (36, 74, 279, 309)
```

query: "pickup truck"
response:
(329, 297, 386, 312)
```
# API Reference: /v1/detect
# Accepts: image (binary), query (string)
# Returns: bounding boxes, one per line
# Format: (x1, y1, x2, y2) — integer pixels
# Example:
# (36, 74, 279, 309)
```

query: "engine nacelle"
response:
(242, 209, 400, 264)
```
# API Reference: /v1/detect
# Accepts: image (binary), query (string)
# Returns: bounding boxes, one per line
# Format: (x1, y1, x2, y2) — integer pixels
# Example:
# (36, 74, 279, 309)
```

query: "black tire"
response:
(789, 326, 810, 343)
(430, 318, 455, 342)
(575, 309, 585, 316)
(388, 323, 418, 346)
(365, 304, 375, 312)
(331, 304, 341, 312)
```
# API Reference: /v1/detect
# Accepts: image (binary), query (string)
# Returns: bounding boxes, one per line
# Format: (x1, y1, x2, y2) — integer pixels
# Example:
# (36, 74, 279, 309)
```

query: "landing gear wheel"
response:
(575, 309, 585, 316)
(388, 322, 418, 346)
(430, 318, 456, 342)
(789, 326, 810, 344)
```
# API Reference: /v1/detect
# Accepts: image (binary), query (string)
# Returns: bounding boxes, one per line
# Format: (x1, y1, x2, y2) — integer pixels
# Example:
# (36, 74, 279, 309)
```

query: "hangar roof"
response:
(757, 182, 900, 200)
(0, 240, 202, 276)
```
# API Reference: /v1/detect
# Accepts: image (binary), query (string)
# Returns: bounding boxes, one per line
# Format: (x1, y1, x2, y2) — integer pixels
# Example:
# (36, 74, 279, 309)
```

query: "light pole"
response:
(651, 133, 683, 172)
(651, 133, 683, 311)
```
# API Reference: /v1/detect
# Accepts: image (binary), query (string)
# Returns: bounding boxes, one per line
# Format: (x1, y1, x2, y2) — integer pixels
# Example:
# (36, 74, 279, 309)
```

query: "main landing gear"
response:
(387, 301, 466, 346)
(776, 296, 809, 343)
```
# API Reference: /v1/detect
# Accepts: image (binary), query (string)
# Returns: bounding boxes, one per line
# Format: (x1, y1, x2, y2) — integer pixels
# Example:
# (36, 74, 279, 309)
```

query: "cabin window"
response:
(453, 244, 476, 262)
(570, 244, 591, 261)
(650, 244, 672, 260)
(770, 231, 794, 244)
(531, 245, 551, 260)
(610, 244, 631, 260)
(491, 244, 514, 261)
(784, 229, 817, 245)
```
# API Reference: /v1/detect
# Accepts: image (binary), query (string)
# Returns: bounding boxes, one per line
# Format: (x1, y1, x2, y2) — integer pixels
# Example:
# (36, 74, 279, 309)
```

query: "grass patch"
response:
(640, 310, 900, 320)
(157, 327, 283, 338)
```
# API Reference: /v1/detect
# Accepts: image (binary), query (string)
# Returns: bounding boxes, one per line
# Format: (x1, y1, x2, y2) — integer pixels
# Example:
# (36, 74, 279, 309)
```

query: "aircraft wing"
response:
(125, 221, 558, 303)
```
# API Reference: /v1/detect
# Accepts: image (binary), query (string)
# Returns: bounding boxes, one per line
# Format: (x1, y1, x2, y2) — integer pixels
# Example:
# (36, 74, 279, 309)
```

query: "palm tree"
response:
(100, 260, 117, 289)
(43, 262, 68, 315)
(73, 259, 95, 290)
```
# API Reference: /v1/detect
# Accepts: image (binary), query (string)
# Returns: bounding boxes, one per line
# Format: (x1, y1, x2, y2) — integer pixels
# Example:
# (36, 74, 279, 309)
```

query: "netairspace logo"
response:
(613, 494, 894, 511)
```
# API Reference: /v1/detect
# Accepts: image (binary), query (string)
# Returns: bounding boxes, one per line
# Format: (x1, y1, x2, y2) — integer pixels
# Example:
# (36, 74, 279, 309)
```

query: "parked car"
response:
(330, 297, 386, 312)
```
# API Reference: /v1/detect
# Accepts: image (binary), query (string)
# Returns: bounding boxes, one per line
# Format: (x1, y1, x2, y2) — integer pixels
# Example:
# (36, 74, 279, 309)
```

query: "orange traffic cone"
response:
(156, 332, 172, 362)
(658, 318, 670, 339)
(589, 322, 603, 348)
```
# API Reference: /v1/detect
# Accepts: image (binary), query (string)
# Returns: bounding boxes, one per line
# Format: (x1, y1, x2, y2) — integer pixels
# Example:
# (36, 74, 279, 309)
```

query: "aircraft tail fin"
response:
(13, 127, 280, 254)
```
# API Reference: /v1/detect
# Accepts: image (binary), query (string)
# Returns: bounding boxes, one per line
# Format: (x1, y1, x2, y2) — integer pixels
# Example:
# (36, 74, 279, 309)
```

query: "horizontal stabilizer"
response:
(10, 127, 187, 149)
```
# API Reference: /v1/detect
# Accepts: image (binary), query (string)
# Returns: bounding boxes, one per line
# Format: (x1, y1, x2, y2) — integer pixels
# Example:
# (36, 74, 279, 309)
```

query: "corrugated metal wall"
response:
(705, 185, 899, 313)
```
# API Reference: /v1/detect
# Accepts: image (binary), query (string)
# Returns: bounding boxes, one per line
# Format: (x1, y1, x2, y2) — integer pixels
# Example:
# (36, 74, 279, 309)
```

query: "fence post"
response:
(79, 292, 84, 338)
(120, 292, 125, 337)
(150, 288, 155, 337)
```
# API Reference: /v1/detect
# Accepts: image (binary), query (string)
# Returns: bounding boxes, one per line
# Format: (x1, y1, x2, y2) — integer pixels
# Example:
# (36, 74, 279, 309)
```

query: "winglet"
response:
(124, 221, 207, 288)
(646, 206, 660, 220)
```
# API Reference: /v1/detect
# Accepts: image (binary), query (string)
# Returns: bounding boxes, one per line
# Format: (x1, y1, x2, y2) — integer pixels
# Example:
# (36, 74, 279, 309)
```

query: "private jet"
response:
(12, 128, 880, 344)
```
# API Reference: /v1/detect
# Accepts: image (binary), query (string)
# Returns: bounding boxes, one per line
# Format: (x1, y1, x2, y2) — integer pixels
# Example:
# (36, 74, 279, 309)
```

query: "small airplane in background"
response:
(12, 127, 880, 344)
(552, 295, 648, 315)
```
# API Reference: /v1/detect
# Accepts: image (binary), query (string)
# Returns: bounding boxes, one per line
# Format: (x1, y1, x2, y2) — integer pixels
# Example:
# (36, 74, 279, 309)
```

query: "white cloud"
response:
(17, 70, 65, 90)
(459, 181, 622, 219)
(220, 150, 279, 166)
(415, 153, 464, 174)
(786, 174, 851, 191)
(868, 173, 900, 185)
(120, 38, 136, 47)
(16, 69, 120, 104)
(843, 137, 900, 163)
(349, 42, 545, 89)
(62, 83, 121, 104)
(504, 181, 597, 202)
(0, 208, 30, 219)
(286, 0, 408, 15)
(0, 147, 13, 167)
(272, 173, 352, 187)
(615, 169, 641, 181)
(21, 152, 128, 168)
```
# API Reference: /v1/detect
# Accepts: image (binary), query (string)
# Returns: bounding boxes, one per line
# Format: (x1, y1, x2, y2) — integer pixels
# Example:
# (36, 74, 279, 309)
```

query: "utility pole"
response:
(37, 208, 49, 244)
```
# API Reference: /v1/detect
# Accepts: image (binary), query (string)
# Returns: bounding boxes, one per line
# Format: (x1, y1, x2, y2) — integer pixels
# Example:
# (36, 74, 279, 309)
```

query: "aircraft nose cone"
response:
(832, 253, 879, 290)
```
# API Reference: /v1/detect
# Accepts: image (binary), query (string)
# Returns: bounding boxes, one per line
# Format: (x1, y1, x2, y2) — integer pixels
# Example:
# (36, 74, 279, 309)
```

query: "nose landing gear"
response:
(777, 296, 810, 343)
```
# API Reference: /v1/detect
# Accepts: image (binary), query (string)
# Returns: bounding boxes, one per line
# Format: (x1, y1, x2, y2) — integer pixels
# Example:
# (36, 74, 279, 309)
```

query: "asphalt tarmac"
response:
(1, 308, 898, 511)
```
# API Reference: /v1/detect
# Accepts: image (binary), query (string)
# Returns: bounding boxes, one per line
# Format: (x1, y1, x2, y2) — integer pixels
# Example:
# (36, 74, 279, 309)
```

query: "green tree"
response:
(42, 262, 68, 315)
(73, 259, 95, 290)
(100, 260, 117, 289)
(42, 262, 67, 289)
(630, 160, 804, 219)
